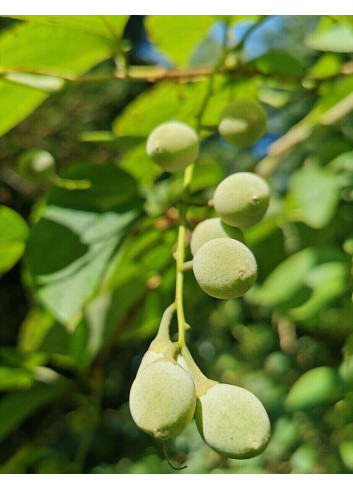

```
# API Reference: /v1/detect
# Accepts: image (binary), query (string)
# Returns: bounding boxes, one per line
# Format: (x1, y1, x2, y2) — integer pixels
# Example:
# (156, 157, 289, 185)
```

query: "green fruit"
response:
(146, 121, 199, 172)
(190, 217, 245, 256)
(195, 383, 271, 459)
(213, 172, 270, 228)
(129, 358, 196, 440)
(138, 350, 165, 372)
(17, 149, 56, 184)
(218, 99, 267, 148)
(193, 237, 257, 299)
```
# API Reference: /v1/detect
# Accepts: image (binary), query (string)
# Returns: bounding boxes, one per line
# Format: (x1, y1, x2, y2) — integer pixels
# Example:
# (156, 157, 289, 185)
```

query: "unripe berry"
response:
(190, 217, 245, 256)
(138, 350, 164, 372)
(146, 121, 199, 172)
(213, 172, 270, 228)
(218, 99, 267, 148)
(17, 149, 56, 184)
(193, 237, 257, 299)
(195, 383, 271, 459)
(129, 358, 196, 440)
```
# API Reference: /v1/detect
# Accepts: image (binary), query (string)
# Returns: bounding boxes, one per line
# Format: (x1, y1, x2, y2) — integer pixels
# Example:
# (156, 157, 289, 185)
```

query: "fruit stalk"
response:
(174, 21, 230, 348)
(175, 164, 195, 347)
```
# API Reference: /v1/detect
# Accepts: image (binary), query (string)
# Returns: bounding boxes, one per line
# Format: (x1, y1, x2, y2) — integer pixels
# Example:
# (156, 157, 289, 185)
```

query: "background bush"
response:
(0, 14, 353, 474)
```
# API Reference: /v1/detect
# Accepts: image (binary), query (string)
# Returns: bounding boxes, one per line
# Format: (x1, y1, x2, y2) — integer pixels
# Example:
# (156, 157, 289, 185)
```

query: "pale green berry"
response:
(129, 358, 196, 440)
(146, 121, 199, 172)
(218, 99, 267, 148)
(138, 350, 164, 372)
(193, 237, 257, 299)
(213, 172, 270, 228)
(195, 383, 271, 459)
(17, 149, 56, 184)
(190, 217, 245, 256)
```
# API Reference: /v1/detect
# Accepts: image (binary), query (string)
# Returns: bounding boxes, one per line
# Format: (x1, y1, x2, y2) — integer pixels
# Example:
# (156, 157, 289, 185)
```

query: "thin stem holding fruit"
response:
(175, 165, 195, 347)
(174, 20, 231, 348)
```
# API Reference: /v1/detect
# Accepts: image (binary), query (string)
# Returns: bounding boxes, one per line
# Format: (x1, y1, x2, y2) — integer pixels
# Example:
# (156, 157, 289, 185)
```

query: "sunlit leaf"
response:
(253, 247, 346, 308)
(290, 262, 349, 321)
(305, 19, 353, 53)
(285, 367, 343, 411)
(145, 15, 215, 67)
(0, 206, 29, 276)
(307, 53, 342, 79)
(0, 80, 47, 136)
(287, 163, 342, 228)
(0, 22, 113, 77)
(5, 15, 129, 40)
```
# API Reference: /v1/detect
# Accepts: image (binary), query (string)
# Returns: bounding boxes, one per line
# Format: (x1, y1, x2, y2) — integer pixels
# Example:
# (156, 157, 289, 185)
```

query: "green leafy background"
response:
(0, 15, 353, 474)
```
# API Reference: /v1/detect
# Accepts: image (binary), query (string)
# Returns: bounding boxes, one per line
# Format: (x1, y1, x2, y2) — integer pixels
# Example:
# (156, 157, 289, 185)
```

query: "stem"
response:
(175, 165, 195, 347)
(174, 20, 231, 348)
(234, 15, 269, 52)
(51, 175, 91, 190)
(181, 260, 193, 272)
(181, 346, 217, 398)
(155, 302, 176, 341)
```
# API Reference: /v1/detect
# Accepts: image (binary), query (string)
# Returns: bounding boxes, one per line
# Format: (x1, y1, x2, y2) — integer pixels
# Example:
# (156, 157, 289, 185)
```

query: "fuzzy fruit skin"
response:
(193, 237, 257, 299)
(146, 121, 199, 172)
(129, 358, 196, 440)
(190, 217, 245, 256)
(218, 99, 267, 148)
(195, 383, 271, 459)
(213, 172, 270, 228)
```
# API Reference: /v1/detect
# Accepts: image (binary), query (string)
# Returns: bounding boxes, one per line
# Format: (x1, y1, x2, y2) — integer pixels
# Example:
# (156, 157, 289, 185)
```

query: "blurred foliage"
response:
(0, 14, 353, 474)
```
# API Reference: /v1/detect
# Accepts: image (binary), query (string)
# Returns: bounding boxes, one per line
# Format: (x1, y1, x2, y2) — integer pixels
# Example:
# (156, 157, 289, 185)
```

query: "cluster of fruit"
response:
(130, 99, 271, 461)
(129, 305, 271, 459)
(192, 170, 270, 300)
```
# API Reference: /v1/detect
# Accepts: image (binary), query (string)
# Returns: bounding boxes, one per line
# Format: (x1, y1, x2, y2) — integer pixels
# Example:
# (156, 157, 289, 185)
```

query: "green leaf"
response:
(113, 75, 237, 140)
(339, 441, 353, 471)
(287, 164, 342, 228)
(0, 19, 118, 135)
(18, 308, 70, 356)
(0, 445, 66, 475)
(118, 143, 162, 184)
(253, 247, 346, 308)
(5, 15, 129, 40)
(305, 20, 353, 53)
(285, 367, 343, 411)
(0, 205, 29, 276)
(0, 381, 68, 443)
(268, 75, 353, 157)
(112, 82, 201, 138)
(249, 50, 305, 76)
(329, 150, 353, 173)
(0, 367, 34, 391)
(307, 53, 343, 80)
(290, 262, 349, 321)
(290, 445, 317, 474)
(145, 15, 215, 67)
(0, 80, 47, 136)
(330, 16, 353, 28)
(118, 292, 162, 345)
(84, 275, 148, 358)
(0, 21, 112, 77)
(25, 164, 143, 326)
(47, 163, 139, 212)
(69, 318, 90, 372)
